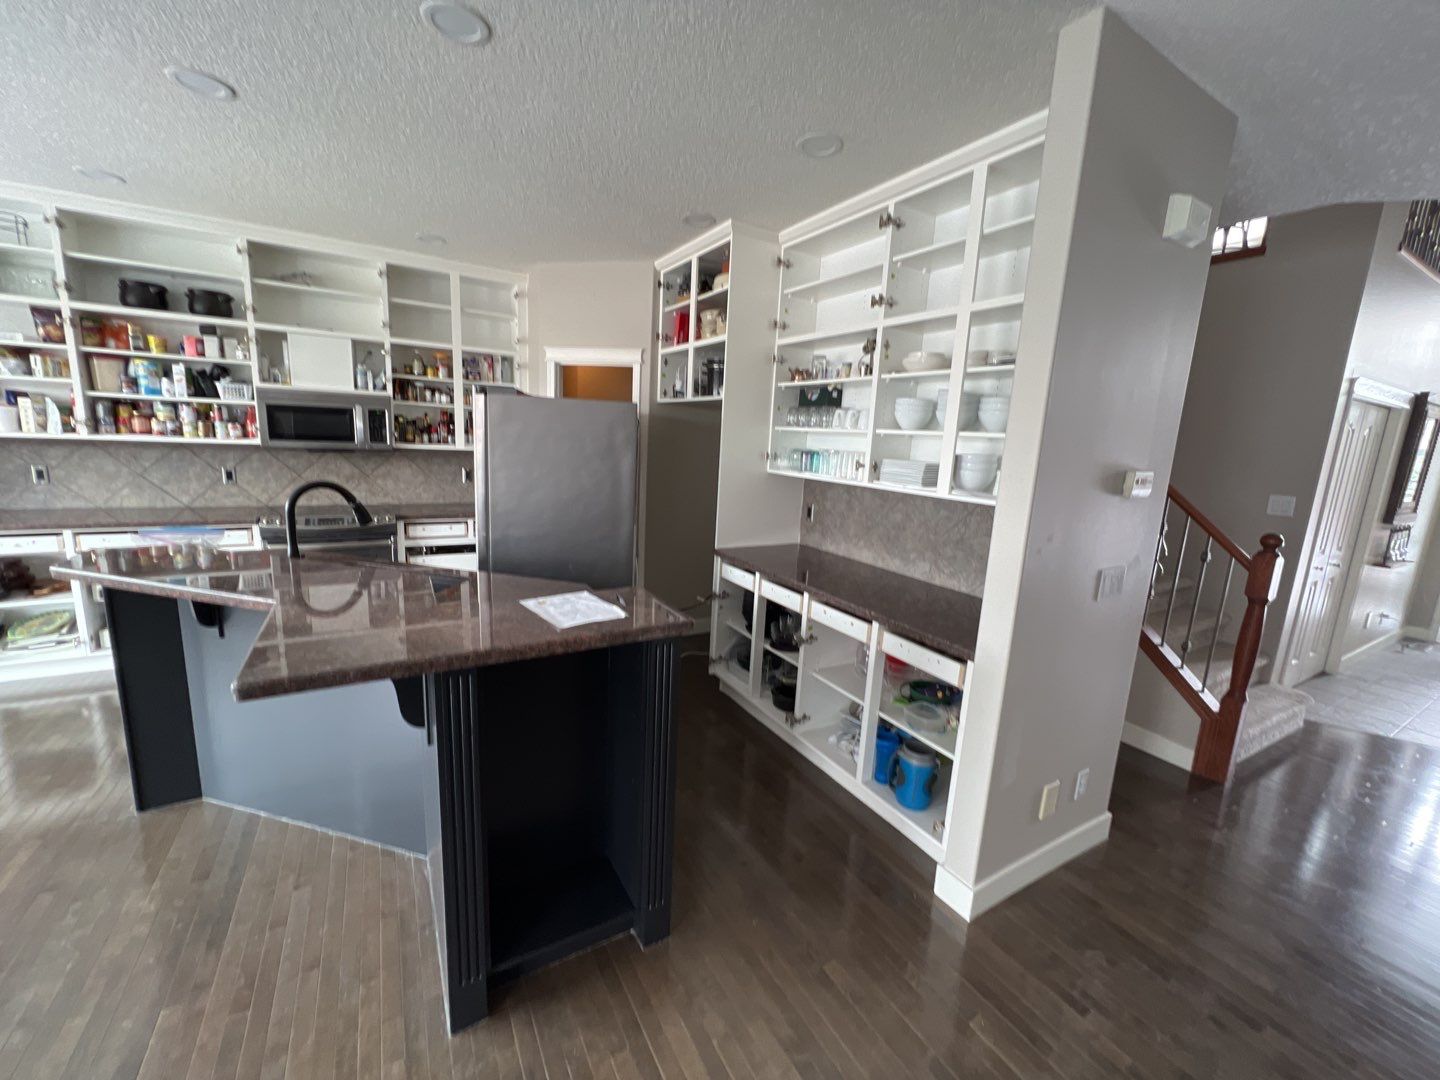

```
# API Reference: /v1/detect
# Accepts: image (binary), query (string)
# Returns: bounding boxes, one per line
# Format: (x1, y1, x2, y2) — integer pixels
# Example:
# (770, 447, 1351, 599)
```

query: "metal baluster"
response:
(1149, 496, 1171, 601)
(1202, 557, 1236, 691)
(1180, 537, 1213, 661)
(1160, 515, 1191, 647)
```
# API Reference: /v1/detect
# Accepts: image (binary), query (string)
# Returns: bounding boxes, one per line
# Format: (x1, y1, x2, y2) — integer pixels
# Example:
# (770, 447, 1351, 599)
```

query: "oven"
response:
(257, 389, 391, 451)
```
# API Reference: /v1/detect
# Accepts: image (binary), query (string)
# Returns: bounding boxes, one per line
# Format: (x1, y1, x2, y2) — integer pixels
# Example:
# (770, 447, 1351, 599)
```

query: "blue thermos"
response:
(889, 742, 939, 811)
(872, 725, 903, 784)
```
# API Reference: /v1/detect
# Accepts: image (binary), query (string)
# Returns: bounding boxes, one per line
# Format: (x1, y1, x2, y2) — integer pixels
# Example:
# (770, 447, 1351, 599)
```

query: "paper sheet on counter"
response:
(519, 590, 627, 630)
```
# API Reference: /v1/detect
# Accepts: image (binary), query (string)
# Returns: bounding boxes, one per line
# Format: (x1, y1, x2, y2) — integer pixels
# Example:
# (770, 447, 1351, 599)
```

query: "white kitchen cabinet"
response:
(0, 188, 526, 455)
(654, 234, 732, 404)
(765, 128, 1044, 504)
(708, 556, 969, 862)
(396, 517, 477, 570)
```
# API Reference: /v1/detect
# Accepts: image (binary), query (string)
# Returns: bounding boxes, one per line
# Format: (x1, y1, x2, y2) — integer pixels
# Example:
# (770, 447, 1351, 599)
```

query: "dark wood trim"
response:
(1165, 485, 1252, 567)
(1210, 242, 1266, 265)
(1138, 630, 1215, 724)
(1383, 392, 1439, 524)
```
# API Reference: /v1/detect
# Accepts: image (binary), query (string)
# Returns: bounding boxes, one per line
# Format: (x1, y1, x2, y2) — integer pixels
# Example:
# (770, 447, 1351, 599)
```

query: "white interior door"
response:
(1288, 398, 1388, 682)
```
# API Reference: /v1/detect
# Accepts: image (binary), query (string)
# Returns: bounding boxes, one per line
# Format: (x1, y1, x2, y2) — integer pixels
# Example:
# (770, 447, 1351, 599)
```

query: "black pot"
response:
(186, 288, 234, 318)
(118, 279, 168, 309)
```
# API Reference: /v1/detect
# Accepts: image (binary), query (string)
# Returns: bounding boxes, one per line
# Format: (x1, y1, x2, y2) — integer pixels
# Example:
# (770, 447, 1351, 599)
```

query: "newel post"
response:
(1192, 533, 1284, 783)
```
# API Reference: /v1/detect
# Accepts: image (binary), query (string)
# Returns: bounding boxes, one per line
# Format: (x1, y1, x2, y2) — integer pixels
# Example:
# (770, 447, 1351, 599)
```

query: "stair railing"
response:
(1138, 485, 1283, 783)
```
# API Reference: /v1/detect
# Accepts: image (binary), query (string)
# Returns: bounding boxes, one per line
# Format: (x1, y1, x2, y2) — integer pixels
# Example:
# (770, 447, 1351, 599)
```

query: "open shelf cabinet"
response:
(709, 558, 970, 862)
(765, 133, 1044, 503)
(655, 237, 730, 404)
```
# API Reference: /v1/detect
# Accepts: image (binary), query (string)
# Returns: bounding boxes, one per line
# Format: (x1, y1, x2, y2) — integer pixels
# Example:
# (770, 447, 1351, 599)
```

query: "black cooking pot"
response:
(186, 288, 234, 318)
(118, 279, 168, 309)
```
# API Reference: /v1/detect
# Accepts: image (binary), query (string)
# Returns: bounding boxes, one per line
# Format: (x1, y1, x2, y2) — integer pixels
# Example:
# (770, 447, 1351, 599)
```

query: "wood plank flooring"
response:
(2, 660, 1439, 1078)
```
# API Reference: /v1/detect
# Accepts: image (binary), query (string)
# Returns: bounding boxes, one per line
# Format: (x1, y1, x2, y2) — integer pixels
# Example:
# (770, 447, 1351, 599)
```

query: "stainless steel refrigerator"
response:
(473, 393, 638, 589)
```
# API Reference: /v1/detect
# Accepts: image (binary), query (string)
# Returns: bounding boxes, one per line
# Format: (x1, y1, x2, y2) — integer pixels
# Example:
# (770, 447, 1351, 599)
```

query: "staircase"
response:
(1138, 486, 1306, 782)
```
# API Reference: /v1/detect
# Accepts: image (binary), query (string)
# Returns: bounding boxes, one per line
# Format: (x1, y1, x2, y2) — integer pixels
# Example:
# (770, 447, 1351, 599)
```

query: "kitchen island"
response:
(53, 544, 689, 1033)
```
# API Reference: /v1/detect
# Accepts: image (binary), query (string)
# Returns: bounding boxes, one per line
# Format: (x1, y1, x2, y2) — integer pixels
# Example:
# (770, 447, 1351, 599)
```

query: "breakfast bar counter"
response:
(54, 544, 689, 1032)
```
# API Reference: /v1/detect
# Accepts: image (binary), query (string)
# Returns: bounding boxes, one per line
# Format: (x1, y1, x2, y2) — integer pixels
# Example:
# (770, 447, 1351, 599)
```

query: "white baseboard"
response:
(1119, 721, 1193, 771)
(932, 812, 1112, 921)
(1401, 625, 1435, 642)
(1339, 627, 1400, 668)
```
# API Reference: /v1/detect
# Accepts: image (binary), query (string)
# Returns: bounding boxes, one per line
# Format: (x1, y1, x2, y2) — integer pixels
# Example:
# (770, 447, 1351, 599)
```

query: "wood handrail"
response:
(1139, 485, 1284, 785)
(1164, 485, 1252, 568)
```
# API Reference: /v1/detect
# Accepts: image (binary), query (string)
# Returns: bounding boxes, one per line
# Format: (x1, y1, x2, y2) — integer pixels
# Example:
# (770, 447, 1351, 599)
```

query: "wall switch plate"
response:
(1267, 494, 1296, 517)
(1074, 768, 1090, 800)
(1096, 565, 1125, 601)
(220, 466, 237, 485)
(1039, 780, 1060, 821)
(29, 465, 49, 486)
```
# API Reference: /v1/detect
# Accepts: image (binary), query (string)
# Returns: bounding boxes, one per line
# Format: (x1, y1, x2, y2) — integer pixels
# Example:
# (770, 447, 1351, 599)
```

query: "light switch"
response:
(1122, 470, 1155, 498)
(1096, 565, 1126, 601)
(1267, 494, 1296, 517)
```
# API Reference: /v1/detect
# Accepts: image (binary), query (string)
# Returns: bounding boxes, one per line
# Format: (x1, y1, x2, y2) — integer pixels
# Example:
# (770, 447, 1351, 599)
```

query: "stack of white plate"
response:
(878, 459, 939, 488)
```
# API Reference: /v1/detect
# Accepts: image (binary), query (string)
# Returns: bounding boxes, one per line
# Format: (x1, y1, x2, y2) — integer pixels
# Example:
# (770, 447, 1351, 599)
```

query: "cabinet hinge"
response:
(770, 319, 788, 332)
(878, 211, 904, 230)
(775, 256, 792, 269)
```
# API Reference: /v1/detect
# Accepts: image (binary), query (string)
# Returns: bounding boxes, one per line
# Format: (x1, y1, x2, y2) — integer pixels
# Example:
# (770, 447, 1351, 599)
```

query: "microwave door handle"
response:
(353, 404, 365, 446)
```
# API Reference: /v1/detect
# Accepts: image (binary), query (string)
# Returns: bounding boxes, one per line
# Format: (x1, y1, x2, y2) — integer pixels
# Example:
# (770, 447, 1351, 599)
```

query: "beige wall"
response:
(940, 9, 1235, 904)
(525, 261, 653, 390)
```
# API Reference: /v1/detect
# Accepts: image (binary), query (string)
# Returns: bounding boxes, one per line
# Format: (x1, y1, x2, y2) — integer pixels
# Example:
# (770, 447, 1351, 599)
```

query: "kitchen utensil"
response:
(118, 279, 169, 309)
(889, 742, 939, 810)
(901, 350, 948, 372)
(978, 394, 1011, 432)
(186, 288, 235, 318)
(956, 452, 1000, 492)
(893, 397, 936, 430)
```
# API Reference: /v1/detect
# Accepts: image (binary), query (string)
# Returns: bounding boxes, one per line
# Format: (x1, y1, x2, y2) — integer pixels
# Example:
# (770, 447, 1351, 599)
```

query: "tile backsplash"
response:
(2, 441, 472, 517)
(800, 481, 992, 595)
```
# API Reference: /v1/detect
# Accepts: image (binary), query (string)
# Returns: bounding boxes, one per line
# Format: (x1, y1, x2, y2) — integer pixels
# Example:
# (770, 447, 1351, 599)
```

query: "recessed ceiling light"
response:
(164, 65, 237, 101)
(72, 165, 127, 185)
(797, 132, 845, 159)
(420, 1, 493, 45)
(416, 232, 447, 246)
(683, 212, 716, 230)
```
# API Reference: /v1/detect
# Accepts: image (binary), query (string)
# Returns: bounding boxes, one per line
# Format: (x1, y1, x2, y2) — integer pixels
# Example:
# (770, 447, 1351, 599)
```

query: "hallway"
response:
(1302, 639, 1440, 748)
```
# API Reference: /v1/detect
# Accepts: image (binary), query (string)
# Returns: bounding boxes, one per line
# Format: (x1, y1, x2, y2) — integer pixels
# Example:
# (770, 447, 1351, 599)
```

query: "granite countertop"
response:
(715, 543, 982, 662)
(53, 545, 688, 700)
(0, 503, 476, 532)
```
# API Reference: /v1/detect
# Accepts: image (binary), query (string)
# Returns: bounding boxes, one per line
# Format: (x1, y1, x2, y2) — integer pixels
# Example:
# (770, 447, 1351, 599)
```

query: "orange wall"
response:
(561, 364, 633, 402)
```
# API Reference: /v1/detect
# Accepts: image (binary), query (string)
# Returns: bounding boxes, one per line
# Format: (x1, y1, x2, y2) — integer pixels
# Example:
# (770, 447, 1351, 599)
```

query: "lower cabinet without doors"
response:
(709, 556, 970, 861)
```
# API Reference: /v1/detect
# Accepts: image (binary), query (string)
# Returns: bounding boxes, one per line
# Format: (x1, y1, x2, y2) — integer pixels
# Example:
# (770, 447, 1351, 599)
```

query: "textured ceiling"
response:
(2, 1, 1437, 269)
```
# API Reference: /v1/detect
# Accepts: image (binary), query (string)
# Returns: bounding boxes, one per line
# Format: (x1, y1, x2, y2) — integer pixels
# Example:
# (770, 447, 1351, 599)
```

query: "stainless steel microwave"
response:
(256, 389, 390, 451)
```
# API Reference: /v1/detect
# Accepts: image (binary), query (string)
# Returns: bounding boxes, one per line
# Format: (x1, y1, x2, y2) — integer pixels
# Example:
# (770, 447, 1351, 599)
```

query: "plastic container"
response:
(889, 742, 939, 811)
(902, 700, 947, 735)
(872, 725, 903, 784)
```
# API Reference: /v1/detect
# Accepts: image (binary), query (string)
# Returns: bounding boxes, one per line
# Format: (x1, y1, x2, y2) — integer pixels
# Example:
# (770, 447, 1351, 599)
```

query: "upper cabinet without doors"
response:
(766, 137, 1043, 503)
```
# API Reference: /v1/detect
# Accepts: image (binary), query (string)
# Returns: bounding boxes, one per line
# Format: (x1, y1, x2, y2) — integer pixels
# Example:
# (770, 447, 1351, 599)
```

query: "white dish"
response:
(978, 394, 1011, 433)
(956, 452, 1000, 492)
(892, 397, 936, 431)
(901, 350, 948, 373)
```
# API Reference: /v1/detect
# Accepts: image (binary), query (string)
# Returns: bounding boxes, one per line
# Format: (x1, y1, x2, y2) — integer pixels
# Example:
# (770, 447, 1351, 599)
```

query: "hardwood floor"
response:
(2, 660, 1439, 1078)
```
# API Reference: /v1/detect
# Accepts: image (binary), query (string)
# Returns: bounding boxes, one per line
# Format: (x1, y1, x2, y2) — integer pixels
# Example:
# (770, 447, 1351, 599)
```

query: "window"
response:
(1399, 199, 1440, 285)
(1211, 216, 1268, 263)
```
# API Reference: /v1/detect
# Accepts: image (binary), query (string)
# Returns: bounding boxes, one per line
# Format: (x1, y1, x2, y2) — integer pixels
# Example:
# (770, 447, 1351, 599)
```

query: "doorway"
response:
(1284, 380, 1408, 683)
(545, 347, 642, 403)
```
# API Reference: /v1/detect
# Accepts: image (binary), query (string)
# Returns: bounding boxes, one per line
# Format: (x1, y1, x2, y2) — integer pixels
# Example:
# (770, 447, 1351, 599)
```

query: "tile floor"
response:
(1301, 638, 1440, 749)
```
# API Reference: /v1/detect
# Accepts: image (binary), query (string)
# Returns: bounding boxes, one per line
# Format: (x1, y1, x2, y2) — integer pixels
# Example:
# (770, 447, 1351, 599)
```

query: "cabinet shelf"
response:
(982, 213, 1036, 238)
(0, 374, 73, 387)
(812, 663, 865, 706)
(390, 336, 453, 351)
(970, 293, 1025, 313)
(890, 236, 967, 272)
(965, 363, 1016, 376)
(783, 262, 884, 303)
(86, 391, 246, 407)
(874, 428, 942, 437)
(878, 706, 958, 760)
(776, 375, 874, 389)
(0, 339, 69, 351)
(69, 301, 248, 329)
(66, 251, 244, 281)
(776, 322, 877, 348)
(0, 292, 60, 307)
(254, 277, 379, 302)
(82, 346, 253, 366)
(0, 242, 53, 260)
(883, 306, 961, 330)
(460, 306, 513, 319)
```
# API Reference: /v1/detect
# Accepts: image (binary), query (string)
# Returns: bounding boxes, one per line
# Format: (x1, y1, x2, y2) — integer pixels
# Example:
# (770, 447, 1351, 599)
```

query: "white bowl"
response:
(901, 350, 948, 372)
(956, 452, 1000, 492)
(977, 394, 1011, 433)
(892, 397, 936, 431)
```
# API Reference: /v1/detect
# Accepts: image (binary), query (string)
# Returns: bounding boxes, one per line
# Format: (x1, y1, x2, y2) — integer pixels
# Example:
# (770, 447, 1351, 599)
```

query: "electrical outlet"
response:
(219, 465, 237, 485)
(29, 465, 49, 486)
(461, 465, 473, 484)
(1096, 565, 1125, 601)
(805, 502, 816, 524)
(1074, 768, 1089, 800)
(1038, 780, 1060, 821)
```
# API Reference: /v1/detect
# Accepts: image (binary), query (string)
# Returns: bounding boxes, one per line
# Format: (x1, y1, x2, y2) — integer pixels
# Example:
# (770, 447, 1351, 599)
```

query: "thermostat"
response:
(1122, 470, 1155, 499)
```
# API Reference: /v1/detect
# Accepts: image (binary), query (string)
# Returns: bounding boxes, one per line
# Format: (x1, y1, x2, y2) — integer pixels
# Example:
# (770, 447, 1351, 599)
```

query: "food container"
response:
(130, 412, 151, 435)
(80, 318, 104, 347)
(93, 400, 116, 435)
(185, 288, 234, 318)
(130, 358, 162, 396)
(182, 336, 205, 357)
(902, 700, 948, 735)
(147, 334, 168, 354)
(30, 307, 64, 343)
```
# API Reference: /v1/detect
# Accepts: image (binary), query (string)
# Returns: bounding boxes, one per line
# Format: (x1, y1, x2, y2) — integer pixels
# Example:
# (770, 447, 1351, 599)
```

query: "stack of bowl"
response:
(893, 396, 936, 431)
(956, 452, 1000, 492)
(978, 394, 1010, 432)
